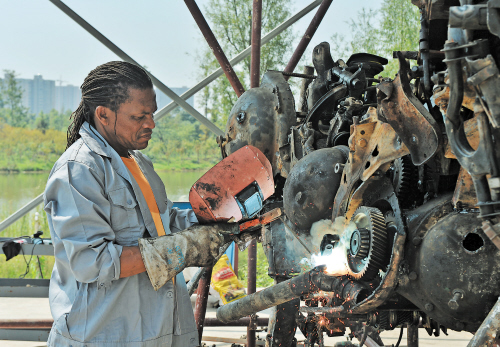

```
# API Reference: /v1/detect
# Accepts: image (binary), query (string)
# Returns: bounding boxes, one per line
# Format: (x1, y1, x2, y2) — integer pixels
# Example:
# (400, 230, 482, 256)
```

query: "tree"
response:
(0, 70, 30, 127)
(330, 0, 420, 78)
(198, 0, 295, 127)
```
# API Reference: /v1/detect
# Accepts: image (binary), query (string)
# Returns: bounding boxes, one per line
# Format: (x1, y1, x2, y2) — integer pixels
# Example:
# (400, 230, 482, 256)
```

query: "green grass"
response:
(237, 244, 274, 288)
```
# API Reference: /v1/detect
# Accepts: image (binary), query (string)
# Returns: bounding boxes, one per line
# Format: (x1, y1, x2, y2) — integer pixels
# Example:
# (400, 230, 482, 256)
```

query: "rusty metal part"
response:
(194, 266, 213, 343)
(225, 71, 296, 178)
(444, 113, 480, 159)
(452, 167, 478, 209)
(298, 66, 315, 114)
(216, 267, 370, 323)
(247, 239, 257, 347)
(239, 207, 282, 232)
(250, 0, 262, 90)
(350, 230, 406, 314)
(482, 220, 500, 251)
(378, 52, 441, 166)
(266, 278, 300, 347)
(407, 324, 419, 347)
(332, 113, 410, 220)
(184, 0, 245, 97)
(434, 75, 476, 114)
(283, 146, 349, 231)
(467, 297, 500, 347)
(307, 42, 337, 110)
(283, 0, 334, 80)
(281, 71, 317, 80)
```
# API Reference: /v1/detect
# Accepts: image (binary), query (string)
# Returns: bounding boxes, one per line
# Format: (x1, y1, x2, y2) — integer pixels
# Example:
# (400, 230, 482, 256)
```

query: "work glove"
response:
(138, 223, 238, 290)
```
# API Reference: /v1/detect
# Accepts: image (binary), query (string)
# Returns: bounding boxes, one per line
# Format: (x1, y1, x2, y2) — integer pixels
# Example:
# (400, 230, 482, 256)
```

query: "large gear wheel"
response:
(390, 155, 419, 208)
(347, 206, 388, 280)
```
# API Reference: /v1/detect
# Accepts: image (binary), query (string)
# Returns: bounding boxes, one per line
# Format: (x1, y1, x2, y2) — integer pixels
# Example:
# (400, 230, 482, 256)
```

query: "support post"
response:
(407, 324, 419, 347)
(247, 240, 257, 347)
(194, 266, 213, 344)
(184, 0, 245, 97)
(251, 0, 263, 88)
(154, 0, 323, 122)
(283, 0, 334, 80)
(48, 0, 224, 136)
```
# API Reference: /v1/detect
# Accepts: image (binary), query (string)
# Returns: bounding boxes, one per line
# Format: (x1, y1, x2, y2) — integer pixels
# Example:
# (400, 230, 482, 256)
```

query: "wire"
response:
(19, 242, 37, 279)
(36, 256, 44, 279)
(394, 327, 404, 347)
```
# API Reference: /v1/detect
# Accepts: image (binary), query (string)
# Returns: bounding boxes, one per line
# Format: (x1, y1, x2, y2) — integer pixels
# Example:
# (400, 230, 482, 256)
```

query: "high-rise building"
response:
(55, 84, 80, 112)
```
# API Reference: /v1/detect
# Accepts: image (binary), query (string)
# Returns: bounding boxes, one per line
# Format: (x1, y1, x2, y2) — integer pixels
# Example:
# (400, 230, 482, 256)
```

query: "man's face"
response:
(95, 87, 157, 156)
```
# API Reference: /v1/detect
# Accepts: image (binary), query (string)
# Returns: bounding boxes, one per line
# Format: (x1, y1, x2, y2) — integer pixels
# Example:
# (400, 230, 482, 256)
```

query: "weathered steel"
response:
(0, 193, 43, 233)
(184, 0, 245, 97)
(452, 167, 478, 209)
(251, 0, 262, 89)
(194, 267, 213, 343)
(378, 52, 441, 166)
(216, 267, 368, 323)
(283, 0, 334, 80)
(49, 0, 224, 136)
(467, 297, 500, 347)
(247, 239, 257, 347)
(154, 0, 323, 122)
(407, 324, 419, 347)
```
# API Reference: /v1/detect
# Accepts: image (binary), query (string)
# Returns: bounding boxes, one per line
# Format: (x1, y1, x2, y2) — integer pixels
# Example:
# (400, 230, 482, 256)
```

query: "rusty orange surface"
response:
(189, 145, 274, 224)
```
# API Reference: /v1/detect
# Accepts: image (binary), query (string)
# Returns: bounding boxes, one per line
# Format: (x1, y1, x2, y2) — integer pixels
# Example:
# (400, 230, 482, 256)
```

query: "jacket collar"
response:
(79, 121, 131, 180)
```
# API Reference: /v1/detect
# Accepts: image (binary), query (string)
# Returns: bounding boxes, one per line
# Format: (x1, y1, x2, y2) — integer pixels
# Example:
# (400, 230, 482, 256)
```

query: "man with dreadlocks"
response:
(43, 61, 235, 347)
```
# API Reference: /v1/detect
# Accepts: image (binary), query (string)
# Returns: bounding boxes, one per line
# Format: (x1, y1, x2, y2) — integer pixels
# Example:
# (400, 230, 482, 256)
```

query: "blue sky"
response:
(0, 0, 380, 91)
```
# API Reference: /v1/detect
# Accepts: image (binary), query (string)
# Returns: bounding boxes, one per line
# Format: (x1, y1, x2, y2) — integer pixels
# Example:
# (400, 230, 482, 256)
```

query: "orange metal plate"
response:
(189, 145, 274, 223)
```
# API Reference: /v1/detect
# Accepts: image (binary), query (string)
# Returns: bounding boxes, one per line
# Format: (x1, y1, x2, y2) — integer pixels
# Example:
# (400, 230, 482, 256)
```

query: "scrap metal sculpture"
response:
(214, 0, 500, 346)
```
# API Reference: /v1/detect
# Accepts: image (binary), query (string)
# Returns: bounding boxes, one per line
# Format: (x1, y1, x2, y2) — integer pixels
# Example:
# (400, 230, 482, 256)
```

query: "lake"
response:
(0, 170, 207, 235)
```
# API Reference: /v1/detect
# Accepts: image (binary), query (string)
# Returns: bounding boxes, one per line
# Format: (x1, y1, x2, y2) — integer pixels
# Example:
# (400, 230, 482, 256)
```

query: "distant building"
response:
(55, 84, 80, 113)
(155, 87, 194, 110)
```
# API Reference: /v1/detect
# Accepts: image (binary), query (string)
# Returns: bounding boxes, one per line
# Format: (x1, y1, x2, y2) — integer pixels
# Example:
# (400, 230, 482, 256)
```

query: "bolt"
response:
(409, 271, 418, 281)
(334, 163, 345, 173)
(358, 139, 368, 148)
(425, 303, 434, 311)
(448, 289, 465, 310)
(411, 136, 418, 143)
(412, 236, 423, 246)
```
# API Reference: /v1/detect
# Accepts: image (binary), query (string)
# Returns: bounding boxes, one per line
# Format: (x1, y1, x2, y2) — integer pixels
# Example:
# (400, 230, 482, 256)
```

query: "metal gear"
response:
(347, 206, 388, 281)
(390, 155, 418, 208)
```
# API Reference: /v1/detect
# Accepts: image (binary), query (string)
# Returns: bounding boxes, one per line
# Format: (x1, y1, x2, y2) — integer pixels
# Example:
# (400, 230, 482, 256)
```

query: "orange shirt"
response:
(121, 157, 166, 237)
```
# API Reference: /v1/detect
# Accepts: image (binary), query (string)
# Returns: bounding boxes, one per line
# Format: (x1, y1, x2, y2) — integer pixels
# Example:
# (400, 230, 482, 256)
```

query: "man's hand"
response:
(119, 246, 147, 278)
(138, 223, 238, 290)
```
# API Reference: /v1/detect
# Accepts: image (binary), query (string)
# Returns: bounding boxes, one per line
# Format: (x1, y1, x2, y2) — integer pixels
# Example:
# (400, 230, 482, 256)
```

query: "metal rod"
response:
(0, 193, 43, 233)
(247, 240, 258, 347)
(283, 0, 333, 80)
(407, 324, 419, 347)
(467, 296, 500, 347)
(184, 0, 245, 97)
(154, 0, 323, 122)
(204, 317, 268, 327)
(251, 0, 263, 89)
(194, 266, 213, 344)
(48, 0, 224, 136)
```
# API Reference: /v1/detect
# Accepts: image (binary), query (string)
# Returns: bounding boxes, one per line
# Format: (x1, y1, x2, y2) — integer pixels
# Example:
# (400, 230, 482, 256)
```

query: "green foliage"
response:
(237, 244, 274, 288)
(198, 0, 295, 126)
(330, 0, 421, 78)
(0, 70, 30, 127)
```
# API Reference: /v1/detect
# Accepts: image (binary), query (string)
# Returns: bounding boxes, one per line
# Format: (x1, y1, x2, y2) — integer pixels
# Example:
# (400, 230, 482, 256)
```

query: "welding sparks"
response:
(301, 217, 358, 276)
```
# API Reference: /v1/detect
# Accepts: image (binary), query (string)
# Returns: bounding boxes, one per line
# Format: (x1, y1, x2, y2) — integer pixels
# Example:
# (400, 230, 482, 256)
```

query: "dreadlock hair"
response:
(66, 61, 153, 149)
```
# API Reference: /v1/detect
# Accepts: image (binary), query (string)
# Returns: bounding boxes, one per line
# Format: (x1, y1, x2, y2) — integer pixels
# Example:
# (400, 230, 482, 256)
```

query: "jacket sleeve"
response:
(44, 161, 122, 289)
(167, 199, 199, 234)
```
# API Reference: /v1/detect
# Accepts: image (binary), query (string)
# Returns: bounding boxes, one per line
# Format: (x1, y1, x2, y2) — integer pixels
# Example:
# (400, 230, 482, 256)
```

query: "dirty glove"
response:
(138, 223, 238, 290)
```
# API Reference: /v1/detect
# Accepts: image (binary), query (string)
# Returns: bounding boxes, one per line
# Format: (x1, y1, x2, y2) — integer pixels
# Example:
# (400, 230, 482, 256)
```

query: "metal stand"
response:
(194, 266, 213, 344)
(407, 324, 419, 347)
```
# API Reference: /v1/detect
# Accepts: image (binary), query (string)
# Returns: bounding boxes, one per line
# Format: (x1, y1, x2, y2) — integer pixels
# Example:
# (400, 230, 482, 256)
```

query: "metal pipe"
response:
(283, 0, 333, 80)
(194, 267, 213, 344)
(251, 0, 262, 89)
(204, 317, 268, 327)
(216, 267, 367, 323)
(467, 297, 500, 346)
(247, 240, 258, 347)
(154, 0, 323, 122)
(0, 193, 43, 233)
(184, 0, 245, 97)
(407, 324, 419, 347)
(48, 0, 224, 136)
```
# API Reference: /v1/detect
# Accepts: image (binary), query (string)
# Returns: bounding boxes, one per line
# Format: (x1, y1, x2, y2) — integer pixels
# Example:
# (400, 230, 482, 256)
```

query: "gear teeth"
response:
(348, 206, 388, 281)
(391, 155, 419, 208)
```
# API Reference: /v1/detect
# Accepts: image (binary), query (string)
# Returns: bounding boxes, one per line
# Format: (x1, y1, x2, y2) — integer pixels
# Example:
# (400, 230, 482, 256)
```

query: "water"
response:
(0, 169, 207, 221)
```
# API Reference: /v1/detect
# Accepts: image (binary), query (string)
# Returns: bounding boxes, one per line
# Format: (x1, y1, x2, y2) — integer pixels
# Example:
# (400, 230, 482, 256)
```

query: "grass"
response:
(237, 244, 274, 288)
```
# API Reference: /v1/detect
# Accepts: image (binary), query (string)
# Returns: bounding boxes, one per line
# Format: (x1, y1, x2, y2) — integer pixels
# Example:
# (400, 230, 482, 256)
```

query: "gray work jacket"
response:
(44, 122, 199, 347)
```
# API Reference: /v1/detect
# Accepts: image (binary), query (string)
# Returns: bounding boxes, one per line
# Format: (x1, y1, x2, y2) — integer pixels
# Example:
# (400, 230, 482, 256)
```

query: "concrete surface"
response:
(0, 297, 475, 346)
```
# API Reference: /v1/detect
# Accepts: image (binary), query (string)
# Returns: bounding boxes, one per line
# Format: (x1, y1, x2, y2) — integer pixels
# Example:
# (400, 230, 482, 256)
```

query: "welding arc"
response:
(348, 206, 388, 281)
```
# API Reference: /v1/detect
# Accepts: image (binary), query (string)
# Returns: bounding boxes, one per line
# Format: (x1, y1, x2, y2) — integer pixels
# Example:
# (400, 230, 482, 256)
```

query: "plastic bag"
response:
(211, 254, 246, 304)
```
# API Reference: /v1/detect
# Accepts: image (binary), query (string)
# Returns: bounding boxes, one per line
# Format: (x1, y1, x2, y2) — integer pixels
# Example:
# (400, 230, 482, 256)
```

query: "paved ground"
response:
(0, 297, 474, 347)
